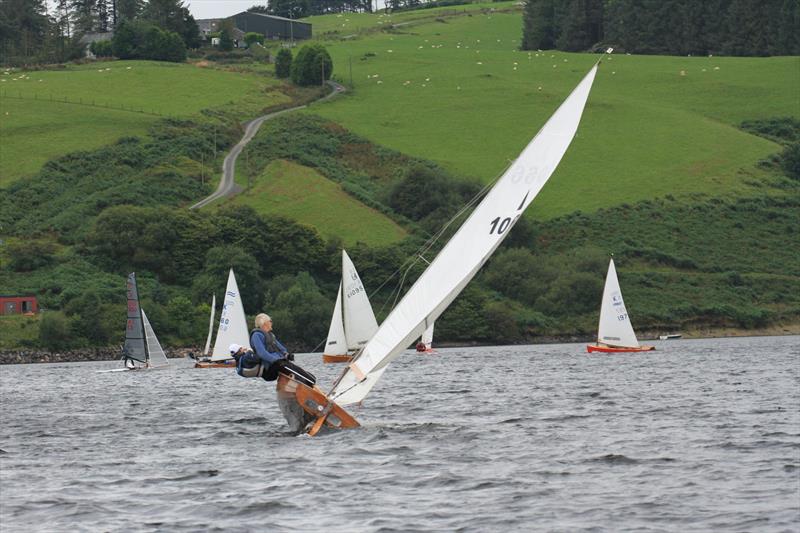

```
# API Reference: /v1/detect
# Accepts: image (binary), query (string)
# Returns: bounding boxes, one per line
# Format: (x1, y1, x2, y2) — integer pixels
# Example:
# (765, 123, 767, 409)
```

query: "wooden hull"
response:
(275, 373, 360, 436)
(587, 344, 656, 353)
(322, 353, 353, 364)
(194, 360, 236, 368)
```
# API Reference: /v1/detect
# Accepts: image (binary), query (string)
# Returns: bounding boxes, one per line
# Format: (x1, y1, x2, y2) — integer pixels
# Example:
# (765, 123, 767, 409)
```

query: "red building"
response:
(0, 295, 38, 316)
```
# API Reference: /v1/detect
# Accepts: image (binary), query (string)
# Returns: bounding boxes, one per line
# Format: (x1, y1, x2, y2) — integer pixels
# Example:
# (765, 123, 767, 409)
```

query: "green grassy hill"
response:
(0, 60, 288, 185)
(308, 9, 797, 219)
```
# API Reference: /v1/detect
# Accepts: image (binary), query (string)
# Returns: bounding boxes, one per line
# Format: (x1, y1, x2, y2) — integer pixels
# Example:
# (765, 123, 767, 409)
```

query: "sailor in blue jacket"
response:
(245, 313, 316, 387)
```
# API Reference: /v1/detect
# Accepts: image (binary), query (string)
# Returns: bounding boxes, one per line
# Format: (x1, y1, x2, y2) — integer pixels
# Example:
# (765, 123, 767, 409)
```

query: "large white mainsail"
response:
(142, 308, 169, 368)
(203, 293, 216, 356)
(330, 64, 599, 406)
(596, 259, 640, 348)
(210, 269, 249, 361)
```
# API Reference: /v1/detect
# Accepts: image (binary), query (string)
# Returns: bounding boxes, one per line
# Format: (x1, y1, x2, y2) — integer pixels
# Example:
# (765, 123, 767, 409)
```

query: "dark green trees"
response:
(290, 43, 333, 86)
(521, 0, 800, 56)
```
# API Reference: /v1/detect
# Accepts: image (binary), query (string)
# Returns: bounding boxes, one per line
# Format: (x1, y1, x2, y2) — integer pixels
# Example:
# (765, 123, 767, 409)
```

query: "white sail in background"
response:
(597, 259, 640, 348)
(341, 250, 379, 351)
(211, 269, 249, 361)
(420, 322, 434, 350)
(142, 308, 169, 368)
(124, 272, 148, 364)
(330, 65, 599, 406)
(203, 293, 216, 356)
(324, 283, 348, 356)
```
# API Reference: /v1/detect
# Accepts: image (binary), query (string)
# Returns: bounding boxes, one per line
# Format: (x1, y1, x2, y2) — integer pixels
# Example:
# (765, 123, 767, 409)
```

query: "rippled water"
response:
(1, 336, 799, 532)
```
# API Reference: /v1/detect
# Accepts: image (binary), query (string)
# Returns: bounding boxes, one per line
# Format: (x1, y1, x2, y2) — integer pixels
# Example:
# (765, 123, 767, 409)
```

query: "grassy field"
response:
(0, 60, 287, 185)
(224, 159, 407, 246)
(0, 314, 40, 350)
(308, 9, 798, 219)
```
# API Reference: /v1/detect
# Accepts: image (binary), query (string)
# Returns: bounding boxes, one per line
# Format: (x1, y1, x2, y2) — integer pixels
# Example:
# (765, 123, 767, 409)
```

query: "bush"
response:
(244, 32, 264, 47)
(6, 239, 57, 272)
(290, 44, 333, 86)
(275, 48, 292, 78)
(90, 40, 114, 58)
(39, 311, 72, 351)
(781, 143, 800, 181)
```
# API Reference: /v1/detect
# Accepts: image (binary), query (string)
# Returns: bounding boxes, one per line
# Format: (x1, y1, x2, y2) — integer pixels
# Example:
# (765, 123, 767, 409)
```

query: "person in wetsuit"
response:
(243, 313, 316, 387)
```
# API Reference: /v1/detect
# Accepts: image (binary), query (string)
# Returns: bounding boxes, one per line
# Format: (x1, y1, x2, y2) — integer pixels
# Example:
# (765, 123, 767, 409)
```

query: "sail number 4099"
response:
(489, 216, 513, 235)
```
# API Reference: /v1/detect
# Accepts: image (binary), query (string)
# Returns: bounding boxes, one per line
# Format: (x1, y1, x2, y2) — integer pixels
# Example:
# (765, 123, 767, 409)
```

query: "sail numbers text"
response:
(489, 216, 512, 235)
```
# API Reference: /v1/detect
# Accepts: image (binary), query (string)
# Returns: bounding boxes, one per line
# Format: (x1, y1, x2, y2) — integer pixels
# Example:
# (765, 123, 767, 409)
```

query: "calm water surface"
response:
(1, 336, 799, 532)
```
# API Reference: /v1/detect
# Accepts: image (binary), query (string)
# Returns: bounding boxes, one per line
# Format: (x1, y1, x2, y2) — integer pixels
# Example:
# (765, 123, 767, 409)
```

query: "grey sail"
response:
(123, 272, 148, 363)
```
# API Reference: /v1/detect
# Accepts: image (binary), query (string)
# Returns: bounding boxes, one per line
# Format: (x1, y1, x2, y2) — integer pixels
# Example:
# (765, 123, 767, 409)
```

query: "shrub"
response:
(275, 48, 292, 78)
(39, 311, 72, 351)
(244, 32, 264, 47)
(90, 40, 114, 57)
(111, 21, 186, 62)
(781, 143, 800, 181)
(6, 239, 57, 272)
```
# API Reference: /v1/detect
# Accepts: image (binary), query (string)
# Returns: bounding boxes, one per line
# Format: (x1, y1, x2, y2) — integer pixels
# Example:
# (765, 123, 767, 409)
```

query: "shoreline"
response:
(2, 325, 798, 365)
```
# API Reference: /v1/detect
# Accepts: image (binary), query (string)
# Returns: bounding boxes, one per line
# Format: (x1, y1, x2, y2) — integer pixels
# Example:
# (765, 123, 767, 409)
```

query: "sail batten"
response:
(210, 269, 249, 361)
(330, 64, 599, 405)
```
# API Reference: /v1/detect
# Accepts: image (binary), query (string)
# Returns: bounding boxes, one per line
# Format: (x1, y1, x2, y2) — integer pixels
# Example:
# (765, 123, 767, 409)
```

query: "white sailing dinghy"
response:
(276, 60, 604, 435)
(323, 250, 380, 363)
(587, 258, 655, 353)
(99, 272, 169, 372)
(195, 269, 249, 368)
(415, 322, 435, 354)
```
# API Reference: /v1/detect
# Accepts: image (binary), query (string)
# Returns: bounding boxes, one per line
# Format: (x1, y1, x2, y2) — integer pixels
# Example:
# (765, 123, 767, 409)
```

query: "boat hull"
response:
(322, 354, 353, 364)
(194, 360, 236, 368)
(275, 374, 359, 435)
(587, 344, 656, 353)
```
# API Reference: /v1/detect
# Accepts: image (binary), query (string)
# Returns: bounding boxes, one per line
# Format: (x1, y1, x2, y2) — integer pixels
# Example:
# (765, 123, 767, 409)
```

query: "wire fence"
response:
(0, 90, 165, 117)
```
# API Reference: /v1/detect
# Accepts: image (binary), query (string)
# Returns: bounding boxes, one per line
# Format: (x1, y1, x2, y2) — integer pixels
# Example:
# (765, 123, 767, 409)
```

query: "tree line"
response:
(0, 0, 199, 65)
(521, 0, 800, 56)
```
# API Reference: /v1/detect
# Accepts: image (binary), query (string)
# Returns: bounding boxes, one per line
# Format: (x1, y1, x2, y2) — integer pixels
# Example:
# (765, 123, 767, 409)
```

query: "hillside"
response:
(309, 8, 797, 219)
(0, 4, 798, 353)
(0, 60, 288, 185)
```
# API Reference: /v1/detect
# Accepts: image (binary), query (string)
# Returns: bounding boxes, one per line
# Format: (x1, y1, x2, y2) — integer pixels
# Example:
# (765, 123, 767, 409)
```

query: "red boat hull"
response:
(587, 344, 656, 353)
(322, 354, 353, 364)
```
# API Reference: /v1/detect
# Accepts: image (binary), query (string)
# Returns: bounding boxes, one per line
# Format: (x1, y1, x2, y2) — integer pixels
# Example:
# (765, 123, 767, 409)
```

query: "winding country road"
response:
(189, 81, 346, 210)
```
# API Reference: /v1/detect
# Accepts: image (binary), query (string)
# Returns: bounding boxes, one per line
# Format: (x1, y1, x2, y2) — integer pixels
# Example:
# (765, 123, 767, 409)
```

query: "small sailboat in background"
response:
(275, 60, 604, 435)
(587, 258, 655, 353)
(99, 272, 169, 372)
(415, 322, 436, 354)
(659, 333, 682, 340)
(322, 250, 379, 364)
(195, 269, 249, 368)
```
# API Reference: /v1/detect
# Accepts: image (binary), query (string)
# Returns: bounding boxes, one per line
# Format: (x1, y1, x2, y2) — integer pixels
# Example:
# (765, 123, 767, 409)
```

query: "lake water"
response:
(1, 336, 798, 532)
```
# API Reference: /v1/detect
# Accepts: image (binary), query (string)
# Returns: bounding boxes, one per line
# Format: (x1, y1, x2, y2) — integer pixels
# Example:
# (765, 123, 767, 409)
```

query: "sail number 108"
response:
(489, 216, 512, 235)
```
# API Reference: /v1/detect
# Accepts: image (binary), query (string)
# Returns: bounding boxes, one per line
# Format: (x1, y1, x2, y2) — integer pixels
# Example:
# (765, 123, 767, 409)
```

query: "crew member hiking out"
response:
(242, 313, 316, 387)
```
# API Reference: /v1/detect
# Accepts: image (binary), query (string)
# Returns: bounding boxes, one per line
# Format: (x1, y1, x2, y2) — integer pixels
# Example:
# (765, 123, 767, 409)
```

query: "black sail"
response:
(123, 272, 148, 363)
